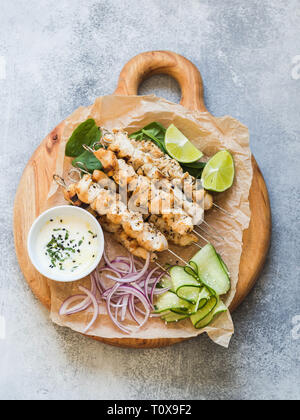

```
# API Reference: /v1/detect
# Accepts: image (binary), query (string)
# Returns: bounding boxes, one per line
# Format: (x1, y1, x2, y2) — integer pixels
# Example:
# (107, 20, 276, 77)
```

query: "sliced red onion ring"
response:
(121, 295, 129, 322)
(120, 253, 151, 283)
(116, 285, 151, 329)
(99, 268, 122, 279)
(144, 267, 159, 307)
(79, 286, 99, 333)
(150, 272, 167, 304)
(128, 295, 141, 325)
(61, 251, 166, 335)
(59, 294, 88, 316)
(106, 283, 131, 334)
(103, 250, 133, 275)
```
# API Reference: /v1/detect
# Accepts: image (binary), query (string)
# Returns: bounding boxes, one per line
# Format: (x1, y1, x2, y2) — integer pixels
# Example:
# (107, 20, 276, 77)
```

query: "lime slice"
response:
(201, 150, 235, 192)
(165, 124, 203, 163)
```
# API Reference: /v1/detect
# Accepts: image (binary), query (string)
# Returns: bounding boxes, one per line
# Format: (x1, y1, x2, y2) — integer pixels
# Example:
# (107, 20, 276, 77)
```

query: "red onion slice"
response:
(150, 272, 167, 304)
(61, 250, 166, 335)
(120, 253, 151, 283)
(116, 285, 151, 330)
(59, 294, 88, 316)
(106, 283, 131, 334)
(79, 286, 99, 333)
(128, 295, 141, 325)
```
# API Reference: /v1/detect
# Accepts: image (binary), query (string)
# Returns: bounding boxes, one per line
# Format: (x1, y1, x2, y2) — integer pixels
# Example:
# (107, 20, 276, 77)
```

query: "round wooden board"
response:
(14, 51, 271, 348)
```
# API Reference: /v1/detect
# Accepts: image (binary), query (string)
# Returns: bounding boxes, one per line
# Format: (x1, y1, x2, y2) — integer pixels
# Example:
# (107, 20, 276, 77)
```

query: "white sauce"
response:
(36, 215, 100, 277)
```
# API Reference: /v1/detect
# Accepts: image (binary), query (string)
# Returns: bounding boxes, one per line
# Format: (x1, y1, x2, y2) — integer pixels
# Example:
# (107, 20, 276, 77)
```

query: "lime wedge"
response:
(165, 124, 203, 163)
(201, 150, 235, 192)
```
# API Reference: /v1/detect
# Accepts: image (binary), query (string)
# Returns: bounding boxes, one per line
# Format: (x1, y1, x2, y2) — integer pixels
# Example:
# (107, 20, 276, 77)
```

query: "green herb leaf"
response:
(180, 162, 206, 178)
(65, 119, 101, 157)
(72, 145, 103, 173)
(130, 122, 167, 152)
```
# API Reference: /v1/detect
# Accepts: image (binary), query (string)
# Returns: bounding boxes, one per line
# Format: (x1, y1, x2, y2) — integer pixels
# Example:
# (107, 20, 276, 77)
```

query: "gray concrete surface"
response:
(0, 0, 299, 400)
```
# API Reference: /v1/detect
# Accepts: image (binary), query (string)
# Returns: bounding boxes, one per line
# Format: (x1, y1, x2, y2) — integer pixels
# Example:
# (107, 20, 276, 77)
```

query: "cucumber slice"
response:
(158, 275, 175, 292)
(196, 287, 211, 310)
(161, 312, 189, 323)
(170, 287, 210, 315)
(188, 261, 198, 275)
(190, 244, 231, 296)
(154, 291, 192, 314)
(190, 296, 218, 328)
(192, 300, 227, 329)
(170, 266, 202, 304)
(184, 264, 198, 279)
(217, 253, 230, 276)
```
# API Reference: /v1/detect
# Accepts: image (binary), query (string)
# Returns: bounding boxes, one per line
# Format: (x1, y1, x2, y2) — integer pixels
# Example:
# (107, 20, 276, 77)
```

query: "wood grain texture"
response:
(14, 51, 271, 348)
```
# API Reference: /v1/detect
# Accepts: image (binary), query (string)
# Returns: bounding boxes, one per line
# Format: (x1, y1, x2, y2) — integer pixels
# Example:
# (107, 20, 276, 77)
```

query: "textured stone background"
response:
(0, 0, 299, 400)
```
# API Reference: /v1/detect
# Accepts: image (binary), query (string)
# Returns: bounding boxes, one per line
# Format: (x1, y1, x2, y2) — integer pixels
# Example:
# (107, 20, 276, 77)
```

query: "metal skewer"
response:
(192, 229, 210, 244)
(213, 203, 235, 219)
(53, 174, 67, 188)
(167, 249, 189, 265)
(196, 225, 219, 242)
(83, 144, 96, 153)
(155, 261, 169, 273)
(192, 241, 202, 249)
(69, 164, 90, 176)
(201, 220, 225, 241)
(195, 222, 224, 242)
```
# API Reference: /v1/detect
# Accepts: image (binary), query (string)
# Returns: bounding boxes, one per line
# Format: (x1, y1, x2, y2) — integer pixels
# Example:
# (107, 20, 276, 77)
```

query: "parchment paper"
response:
(46, 95, 253, 348)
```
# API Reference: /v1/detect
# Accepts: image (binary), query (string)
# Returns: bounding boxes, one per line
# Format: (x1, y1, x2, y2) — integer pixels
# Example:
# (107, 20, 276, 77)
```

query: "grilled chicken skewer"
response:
(92, 170, 200, 247)
(60, 174, 168, 257)
(101, 130, 190, 181)
(147, 215, 198, 247)
(58, 181, 155, 261)
(98, 216, 151, 260)
(64, 169, 199, 248)
(94, 146, 205, 222)
(100, 129, 213, 210)
(92, 148, 201, 234)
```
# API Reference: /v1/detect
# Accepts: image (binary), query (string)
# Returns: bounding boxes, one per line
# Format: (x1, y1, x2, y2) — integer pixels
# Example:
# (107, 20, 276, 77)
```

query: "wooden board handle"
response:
(114, 50, 208, 112)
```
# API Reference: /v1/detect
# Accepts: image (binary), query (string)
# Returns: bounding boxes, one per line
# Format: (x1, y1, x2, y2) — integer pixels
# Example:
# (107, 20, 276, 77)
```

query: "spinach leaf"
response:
(130, 122, 167, 152)
(72, 143, 102, 173)
(180, 162, 206, 179)
(65, 119, 101, 157)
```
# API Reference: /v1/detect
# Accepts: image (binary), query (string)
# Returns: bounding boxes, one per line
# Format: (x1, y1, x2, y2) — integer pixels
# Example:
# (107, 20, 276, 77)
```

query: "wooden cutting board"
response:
(13, 51, 271, 348)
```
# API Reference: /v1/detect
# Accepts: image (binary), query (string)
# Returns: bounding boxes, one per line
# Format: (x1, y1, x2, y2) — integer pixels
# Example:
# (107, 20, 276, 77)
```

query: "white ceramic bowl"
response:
(27, 205, 104, 282)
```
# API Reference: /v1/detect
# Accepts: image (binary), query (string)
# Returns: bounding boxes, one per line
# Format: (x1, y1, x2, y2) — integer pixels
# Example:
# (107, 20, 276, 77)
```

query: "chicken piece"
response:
(94, 149, 118, 175)
(75, 175, 95, 203)
(204, 191, 213, 211)
(95, 150, 136, 189)
(135, 139, 165, 158)
(117, 231, 154, 261)
(113, 159, 136, 188)
(92, 170, 108, 183)
(92, 170, 116, 191)
(63, 183, 82, 206)
(161, 212, 194, 236)
(149, 215, 198, 247)
(136, 163, 163, 180)
(97, 216, 154, 261)
(123, 222, 168, 253)
(98, 216, 121, 233)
